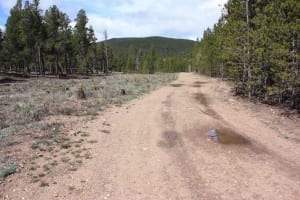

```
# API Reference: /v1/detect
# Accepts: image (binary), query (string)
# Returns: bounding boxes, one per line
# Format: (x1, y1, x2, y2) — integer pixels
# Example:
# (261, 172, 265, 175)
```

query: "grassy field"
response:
(0, 73, 177, 182)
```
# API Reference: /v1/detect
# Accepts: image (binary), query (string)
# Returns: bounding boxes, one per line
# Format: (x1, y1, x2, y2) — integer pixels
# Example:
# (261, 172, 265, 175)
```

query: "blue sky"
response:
(0, 0, 227, 41)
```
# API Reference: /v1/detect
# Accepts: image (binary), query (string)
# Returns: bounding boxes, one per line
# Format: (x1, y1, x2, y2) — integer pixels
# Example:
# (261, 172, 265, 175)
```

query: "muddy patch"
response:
(194, 81, 207, 85)
(161, 112, 175, 126)
(206, 128, 248, 145)
(204, 108, 222, 120)
(195, 93, 207, 106)
(101, 130, 110, 134)
(191, 81, 207, 88)
(157, 131, 179, 148)
(162, 99, 171, 107)
(170, 83, 184, 87)
(191, 84, 202, 88)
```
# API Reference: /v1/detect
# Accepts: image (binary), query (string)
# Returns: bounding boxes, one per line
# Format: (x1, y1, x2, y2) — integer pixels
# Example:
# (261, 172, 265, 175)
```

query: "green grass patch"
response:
(80, 132, 90, 137)
(31, 141, 39, 150)
(0, 165, 17, 180)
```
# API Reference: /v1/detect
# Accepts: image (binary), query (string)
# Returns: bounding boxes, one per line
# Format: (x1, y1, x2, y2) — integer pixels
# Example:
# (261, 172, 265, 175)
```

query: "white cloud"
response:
(92, 0, 227, 40)
(0, 0, 16, 10)
(0, 0, 228, 40)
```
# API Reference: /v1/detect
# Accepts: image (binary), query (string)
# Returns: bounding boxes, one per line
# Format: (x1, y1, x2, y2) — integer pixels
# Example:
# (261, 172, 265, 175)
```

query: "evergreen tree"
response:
(148, 48, 156, 74)
(74, 9, 89, 73)
(44, 5, 62, 75)
(87, 26, 97, 73)
(192, 0, 299, 109)
(5, 0, 23, 72)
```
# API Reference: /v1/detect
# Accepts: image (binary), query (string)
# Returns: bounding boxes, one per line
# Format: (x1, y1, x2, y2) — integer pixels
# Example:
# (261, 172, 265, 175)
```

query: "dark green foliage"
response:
(0, 117, 8, 130)
(192, 0, 299, 110)
(0, 1, 193, 75)
(0, 0, 109, 75)
(105, 36, 195, 56)
(0, 165, 17, 180)
(107, 37, 194, 73)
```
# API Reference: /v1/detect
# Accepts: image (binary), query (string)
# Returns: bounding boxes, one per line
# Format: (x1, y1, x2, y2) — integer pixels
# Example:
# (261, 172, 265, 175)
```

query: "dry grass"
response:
(0, 73, 177, 130)
(0, 73, 177, 181)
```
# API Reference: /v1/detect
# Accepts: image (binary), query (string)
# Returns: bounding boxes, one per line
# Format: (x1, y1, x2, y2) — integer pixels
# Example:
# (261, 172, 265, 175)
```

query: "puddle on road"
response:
(191, 84, 201, 88)
(194, 81, 207, 85)
(205, 108, 222, 120)
(191, 81, 207, 88)
(195, 93, 207, 106)
(206, 128, 248, 145)
(170, 84, 184, 87)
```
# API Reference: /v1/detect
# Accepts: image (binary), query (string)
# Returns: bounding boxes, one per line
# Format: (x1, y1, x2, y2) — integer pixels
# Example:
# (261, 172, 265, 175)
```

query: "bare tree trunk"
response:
(104, 30, 109, 73)
(291, 36, 299, 109)
(38, 46, 42, 75)
(55, 55, 59, 76)
(245, 0, 252, 99)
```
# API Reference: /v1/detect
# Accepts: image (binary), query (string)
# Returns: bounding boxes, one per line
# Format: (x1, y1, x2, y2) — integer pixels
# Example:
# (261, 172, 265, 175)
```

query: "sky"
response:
(0, 0, 227, 41)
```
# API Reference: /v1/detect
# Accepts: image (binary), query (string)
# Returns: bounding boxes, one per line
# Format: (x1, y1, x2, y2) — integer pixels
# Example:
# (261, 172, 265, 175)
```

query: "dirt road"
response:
(2, 73, 300, 199)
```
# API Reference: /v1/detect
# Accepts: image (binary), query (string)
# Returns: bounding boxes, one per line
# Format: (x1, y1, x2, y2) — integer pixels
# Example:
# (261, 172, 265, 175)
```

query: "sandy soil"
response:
(1, 73, 299, 200)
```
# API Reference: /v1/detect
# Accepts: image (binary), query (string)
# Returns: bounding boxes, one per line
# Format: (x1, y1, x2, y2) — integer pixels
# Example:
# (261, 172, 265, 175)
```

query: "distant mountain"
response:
(104, 36, 195, 56)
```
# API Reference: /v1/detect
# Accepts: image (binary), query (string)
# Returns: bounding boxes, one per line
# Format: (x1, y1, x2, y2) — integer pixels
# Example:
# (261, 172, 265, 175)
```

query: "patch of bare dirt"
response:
(1, 73, 299, 200)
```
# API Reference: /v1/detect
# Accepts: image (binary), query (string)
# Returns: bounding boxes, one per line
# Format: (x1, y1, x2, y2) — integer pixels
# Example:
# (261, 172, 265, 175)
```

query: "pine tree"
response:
(87, 26, 97, 73)
(148, 48, 156, 74)
(74, 9, 89, 73)
(5, 0, 24, 72)
(193, 0, 299, 109)
(58, 12, 73, 75)
(44, 5, 63, 75)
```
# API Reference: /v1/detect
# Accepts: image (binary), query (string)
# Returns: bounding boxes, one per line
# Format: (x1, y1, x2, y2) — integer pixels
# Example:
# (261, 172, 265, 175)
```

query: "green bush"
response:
(0, 119, 8, 130)
(0, 165, 17, 180)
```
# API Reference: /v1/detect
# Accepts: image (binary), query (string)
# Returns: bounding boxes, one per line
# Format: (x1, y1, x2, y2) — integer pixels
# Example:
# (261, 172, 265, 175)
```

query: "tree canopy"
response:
(0, 0, 109, 76)
(191, 0, 299, 109)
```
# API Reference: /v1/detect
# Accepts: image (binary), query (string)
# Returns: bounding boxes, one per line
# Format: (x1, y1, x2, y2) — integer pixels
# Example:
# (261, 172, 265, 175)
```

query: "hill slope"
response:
(106, 36, 195, 56)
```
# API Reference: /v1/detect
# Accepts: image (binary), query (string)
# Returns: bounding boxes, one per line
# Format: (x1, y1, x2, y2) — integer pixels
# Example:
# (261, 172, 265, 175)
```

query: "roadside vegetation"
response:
(191, 0, 299, 110)
(0, 73, 177, 182)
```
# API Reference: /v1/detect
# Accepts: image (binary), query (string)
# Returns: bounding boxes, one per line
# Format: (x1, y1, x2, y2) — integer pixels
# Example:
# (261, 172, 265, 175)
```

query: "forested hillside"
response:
(106, 37, 194, 56)
(191, 0, 299, 109)
(105, 37, 194, 73)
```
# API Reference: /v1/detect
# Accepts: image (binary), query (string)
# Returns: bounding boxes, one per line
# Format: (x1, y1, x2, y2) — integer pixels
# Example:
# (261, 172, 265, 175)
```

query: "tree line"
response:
(0, 0, 191, 76)
(112, 46, 190, 74)
(0, 0, 112, 76)
(191, 0, 299, 109)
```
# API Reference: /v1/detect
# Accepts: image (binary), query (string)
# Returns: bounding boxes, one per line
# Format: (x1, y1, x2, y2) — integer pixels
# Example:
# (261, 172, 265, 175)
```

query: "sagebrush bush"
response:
(0, 118, 8, 130)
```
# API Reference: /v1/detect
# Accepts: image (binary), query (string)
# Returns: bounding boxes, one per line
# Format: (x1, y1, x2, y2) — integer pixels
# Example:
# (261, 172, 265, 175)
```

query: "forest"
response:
(107, 37, 193, 73)
(0, 0, 192, 75)
(0, 0, 113, 75)
(0, 0, 299, 110)
(191, 0, 299, 109)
